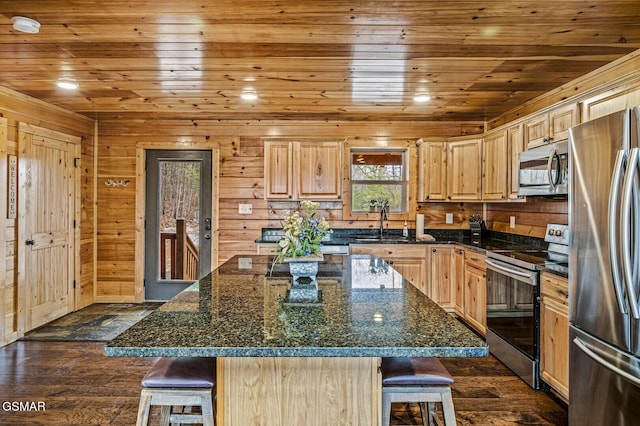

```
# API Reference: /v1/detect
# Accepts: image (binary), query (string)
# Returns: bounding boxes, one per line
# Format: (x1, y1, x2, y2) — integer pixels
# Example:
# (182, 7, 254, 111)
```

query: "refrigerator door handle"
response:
(621, 147, 640, 319)
(574, 336, 640, 387)
(610, 149, 629, 314)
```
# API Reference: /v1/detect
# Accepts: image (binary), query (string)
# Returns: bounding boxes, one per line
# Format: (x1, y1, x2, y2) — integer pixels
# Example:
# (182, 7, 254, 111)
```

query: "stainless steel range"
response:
(485, 224, 569, 389)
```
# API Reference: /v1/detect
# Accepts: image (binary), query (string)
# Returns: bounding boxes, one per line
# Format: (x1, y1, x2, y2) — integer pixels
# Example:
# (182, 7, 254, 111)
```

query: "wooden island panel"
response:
(220, 357, 379, 426)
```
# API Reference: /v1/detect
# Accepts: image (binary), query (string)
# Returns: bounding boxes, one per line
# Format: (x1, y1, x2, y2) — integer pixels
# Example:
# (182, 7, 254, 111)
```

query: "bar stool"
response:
(381, 357, 456, 426)
(136, 357, 216, 426)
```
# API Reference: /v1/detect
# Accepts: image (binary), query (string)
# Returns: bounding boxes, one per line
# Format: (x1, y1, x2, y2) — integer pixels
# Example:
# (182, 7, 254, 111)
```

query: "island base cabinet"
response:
(218, 357, 381, 425)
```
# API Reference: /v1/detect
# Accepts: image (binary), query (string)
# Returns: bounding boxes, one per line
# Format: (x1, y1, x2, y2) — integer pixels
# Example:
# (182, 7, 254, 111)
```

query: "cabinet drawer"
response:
(541, 272, 569, 305)
(464, 249, 486, 270)
(349, 244, 427, 258)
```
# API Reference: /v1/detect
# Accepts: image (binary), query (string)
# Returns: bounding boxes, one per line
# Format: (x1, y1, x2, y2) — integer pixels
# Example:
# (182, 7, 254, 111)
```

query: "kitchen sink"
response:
(353, 236, 412, 242)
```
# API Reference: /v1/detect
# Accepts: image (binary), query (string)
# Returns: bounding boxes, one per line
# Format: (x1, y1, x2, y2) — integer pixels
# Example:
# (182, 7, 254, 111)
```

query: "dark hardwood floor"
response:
(0, 341, 567, 425)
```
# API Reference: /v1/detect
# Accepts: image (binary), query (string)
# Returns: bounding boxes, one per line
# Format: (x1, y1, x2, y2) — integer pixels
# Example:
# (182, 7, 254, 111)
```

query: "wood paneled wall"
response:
(7, 51, 640, 309)
(487, 199, 568, 239)
(95, 118, 566, 301)
(0, 87, 95, 346)
(97, 121, 486, 300)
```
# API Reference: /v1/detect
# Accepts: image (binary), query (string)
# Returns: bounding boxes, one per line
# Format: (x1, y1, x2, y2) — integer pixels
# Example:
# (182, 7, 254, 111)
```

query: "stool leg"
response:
(381, 392, 391, 426)
(136, 390, 152, 426)
(441, 389, 457, 426)
(159, 405, 170, 426)
(201, 391, 215, 426)
(418, 402, 431, 426)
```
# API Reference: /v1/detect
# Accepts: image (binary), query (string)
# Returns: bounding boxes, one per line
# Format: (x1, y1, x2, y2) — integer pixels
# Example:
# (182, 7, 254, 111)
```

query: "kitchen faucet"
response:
(379, 205, 388, 237)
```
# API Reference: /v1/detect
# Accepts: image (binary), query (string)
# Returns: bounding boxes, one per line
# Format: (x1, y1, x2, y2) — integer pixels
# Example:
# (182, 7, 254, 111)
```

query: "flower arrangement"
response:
(273, 200, 332, 264)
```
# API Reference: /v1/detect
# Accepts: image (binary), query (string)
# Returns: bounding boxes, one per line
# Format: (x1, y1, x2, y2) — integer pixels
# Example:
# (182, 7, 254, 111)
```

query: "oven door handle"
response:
(486, 259, 537, 284)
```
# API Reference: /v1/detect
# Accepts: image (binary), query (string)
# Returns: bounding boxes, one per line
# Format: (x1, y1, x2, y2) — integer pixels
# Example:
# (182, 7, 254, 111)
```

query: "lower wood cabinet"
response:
(464, 250, 486, 335)
(349, 245, 429, 295)
(351, 244, 482, 322)
(540, 271, 569, 402)
(454, 248, 465, 316)
(429, 245, 456, 312)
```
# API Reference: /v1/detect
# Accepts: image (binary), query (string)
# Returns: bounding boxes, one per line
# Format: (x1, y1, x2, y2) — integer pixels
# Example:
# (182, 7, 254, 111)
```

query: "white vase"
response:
(284, 254, 323, 282)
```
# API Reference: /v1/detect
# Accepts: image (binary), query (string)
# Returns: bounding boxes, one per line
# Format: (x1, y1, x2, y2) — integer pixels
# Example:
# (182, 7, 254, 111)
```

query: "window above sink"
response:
(350, 148, 408, 213)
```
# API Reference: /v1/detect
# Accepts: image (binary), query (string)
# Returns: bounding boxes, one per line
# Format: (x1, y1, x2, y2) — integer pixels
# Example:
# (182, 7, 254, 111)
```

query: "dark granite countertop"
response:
(257, 228, 568, 278)
(256, 228, 545, 251)
(105, 254, 488, 358)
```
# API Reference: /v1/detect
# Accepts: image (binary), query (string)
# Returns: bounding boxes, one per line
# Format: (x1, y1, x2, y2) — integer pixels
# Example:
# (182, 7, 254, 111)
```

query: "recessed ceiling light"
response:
(12, 16, 40, 34)
(240, 90, 258, 101)
(57, 80, 79, 90)
(413, 93, 431, 103)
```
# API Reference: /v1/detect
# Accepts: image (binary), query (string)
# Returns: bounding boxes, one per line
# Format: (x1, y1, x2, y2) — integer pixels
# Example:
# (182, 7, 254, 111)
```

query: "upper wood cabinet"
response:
(447, 138, 482, 201)
(482, 129, 508, 200)
(264, 140, 343, 200)
(524, 103, 579, 149)
(417, 139, 447, 201)
(418, 137, 482, 202)
(507, 123, 525, 200)
(264, 140, 294, 199)
(581, 85, 640, 122)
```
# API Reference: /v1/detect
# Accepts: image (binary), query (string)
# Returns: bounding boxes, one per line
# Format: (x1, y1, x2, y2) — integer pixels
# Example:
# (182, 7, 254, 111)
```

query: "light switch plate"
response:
(238, 204, 253, 214)
(445, 213, 453, 224)
(510, 216, 516, 228)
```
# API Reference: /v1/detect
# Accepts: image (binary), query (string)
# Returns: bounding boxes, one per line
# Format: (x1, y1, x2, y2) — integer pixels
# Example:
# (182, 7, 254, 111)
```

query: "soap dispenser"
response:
(402, 220, 408, 237)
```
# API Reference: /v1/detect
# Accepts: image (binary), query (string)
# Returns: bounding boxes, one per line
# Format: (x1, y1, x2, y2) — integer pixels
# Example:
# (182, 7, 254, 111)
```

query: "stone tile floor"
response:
(21, 302, 162, 341)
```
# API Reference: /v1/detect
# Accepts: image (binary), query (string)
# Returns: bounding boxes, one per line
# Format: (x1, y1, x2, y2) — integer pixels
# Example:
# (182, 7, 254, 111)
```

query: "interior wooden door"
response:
(18, 123, 79, 333)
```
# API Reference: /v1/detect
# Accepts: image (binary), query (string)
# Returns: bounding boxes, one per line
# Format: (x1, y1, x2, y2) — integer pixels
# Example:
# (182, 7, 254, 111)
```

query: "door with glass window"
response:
(144, 150, 212, 300)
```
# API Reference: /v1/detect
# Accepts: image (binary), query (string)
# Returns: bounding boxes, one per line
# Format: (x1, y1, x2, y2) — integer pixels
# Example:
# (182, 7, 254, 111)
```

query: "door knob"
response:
(26, 239, 36, 246)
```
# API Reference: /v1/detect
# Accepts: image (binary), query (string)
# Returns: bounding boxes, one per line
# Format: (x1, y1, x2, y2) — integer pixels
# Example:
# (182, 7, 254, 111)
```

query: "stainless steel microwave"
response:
(518, 140, 569, 197)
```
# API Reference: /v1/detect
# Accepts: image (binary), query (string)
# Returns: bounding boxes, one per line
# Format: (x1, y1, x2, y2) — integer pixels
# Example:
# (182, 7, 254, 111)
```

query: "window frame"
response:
(348, 147, 409, 214)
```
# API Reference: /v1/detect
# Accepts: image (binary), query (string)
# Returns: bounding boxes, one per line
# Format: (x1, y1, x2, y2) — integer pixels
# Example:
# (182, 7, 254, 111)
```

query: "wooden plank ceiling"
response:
(0, 1, 640, 122)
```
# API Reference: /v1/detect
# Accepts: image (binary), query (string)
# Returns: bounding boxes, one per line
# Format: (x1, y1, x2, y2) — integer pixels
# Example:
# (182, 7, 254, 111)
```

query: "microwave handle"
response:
(547, 148, 559, 189)
(546, 148, 558, 190)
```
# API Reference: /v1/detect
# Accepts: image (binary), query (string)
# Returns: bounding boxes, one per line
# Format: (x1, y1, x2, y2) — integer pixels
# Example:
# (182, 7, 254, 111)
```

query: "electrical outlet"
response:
(238, 257, 253, 269)
(238, 204, 253, 214)
(445, 213, 454, 224)
(510, 216, 516, 228)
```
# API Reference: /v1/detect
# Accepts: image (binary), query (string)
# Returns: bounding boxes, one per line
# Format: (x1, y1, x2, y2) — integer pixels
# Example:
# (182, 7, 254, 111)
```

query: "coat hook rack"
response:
(105, 178, 130, 187)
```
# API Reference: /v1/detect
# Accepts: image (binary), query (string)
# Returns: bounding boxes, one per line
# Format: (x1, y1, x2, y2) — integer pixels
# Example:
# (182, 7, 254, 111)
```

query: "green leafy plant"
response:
(272, 200, 332, 265)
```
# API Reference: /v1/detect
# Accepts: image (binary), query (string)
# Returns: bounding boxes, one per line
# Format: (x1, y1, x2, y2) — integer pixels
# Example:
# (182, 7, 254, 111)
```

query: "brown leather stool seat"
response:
(381, 357, 456, 426)
(136, 357, 216, 426)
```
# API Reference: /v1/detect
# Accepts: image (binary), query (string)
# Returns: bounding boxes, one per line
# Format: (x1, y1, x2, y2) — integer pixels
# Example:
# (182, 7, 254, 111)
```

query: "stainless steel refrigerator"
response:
(569, 107, 640, 425)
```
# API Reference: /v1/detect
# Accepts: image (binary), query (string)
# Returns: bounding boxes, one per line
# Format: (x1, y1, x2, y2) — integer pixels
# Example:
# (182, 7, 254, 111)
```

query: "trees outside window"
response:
(350, 150, 408, 213)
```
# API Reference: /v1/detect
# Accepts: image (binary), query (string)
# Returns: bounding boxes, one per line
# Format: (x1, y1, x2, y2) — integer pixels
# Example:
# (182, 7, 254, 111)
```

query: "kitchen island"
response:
(106, 254, 487, 425)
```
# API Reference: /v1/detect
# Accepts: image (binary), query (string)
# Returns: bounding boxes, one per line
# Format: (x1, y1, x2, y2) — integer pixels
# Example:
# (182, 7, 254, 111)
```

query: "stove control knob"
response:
(548, 229, 555, 236)
(555, 229, 563, 236)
